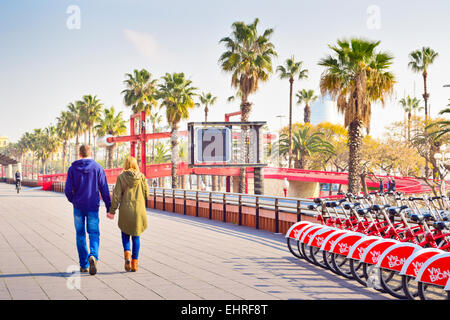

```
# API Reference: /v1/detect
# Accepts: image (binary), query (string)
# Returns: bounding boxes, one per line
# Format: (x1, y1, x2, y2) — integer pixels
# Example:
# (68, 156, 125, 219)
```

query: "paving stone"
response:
(0, 183, 393, 300)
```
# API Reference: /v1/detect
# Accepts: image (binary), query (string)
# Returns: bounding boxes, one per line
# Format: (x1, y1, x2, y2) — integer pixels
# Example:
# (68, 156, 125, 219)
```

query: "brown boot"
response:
(124, 251, 131, 272)
(131, 259, 138, 272)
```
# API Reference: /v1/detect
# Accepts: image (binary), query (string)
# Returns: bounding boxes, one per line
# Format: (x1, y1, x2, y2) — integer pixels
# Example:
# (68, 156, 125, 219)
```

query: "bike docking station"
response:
(285, 194, 450, 300)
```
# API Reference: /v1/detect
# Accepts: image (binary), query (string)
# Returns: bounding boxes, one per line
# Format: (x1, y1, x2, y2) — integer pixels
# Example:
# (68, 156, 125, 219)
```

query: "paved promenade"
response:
(0, 183, 391, 300)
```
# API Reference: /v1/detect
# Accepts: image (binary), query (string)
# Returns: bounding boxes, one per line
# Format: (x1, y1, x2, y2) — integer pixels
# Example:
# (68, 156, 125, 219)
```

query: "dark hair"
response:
(79, 145, 92, 158)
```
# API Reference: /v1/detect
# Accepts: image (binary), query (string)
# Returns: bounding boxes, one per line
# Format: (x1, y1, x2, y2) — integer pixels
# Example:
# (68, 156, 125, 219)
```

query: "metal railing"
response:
(148, 187, 318, 233)
(41, 182, 320, 234)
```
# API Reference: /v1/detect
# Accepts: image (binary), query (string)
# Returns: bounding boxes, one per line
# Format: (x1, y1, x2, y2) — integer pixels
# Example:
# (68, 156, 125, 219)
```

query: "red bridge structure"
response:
(34, 111, 447, 196)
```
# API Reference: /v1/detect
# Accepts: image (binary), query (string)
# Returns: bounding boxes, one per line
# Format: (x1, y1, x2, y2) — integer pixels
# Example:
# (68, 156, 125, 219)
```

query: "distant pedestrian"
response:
(378, 179, 384, 193)
(386, 178, 391, 192)
(283, 178, 289, 197)
(64, 145, 111, 275)
(389, 178, 396, 192)
(107, 156, 149, 272)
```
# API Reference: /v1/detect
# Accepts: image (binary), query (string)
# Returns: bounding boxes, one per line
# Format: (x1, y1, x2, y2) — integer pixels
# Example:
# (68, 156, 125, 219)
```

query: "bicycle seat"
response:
(329, 201, 343, 208)
(440, 211, 449, 221)
(434, 221, 450, 230)
(409, 213, 421, 222)
(371, 204, 390, 211)
(388, 205, 409, 215)
(308, 203, 321, 210)
(357, 207, 371, 215)
(313, 198, 323, 204)
(409, 213, 427, 223)
(344, 202, 361, 210)
(325, 201, 339, 208)
(422, 212, 434, 221)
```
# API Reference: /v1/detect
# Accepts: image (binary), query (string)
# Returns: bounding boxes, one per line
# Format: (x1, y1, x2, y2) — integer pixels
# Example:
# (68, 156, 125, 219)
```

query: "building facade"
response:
(0, 136, 8, 148)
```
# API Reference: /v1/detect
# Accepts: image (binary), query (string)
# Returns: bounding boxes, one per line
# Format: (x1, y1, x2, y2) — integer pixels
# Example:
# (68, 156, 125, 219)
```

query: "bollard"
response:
(183, 190, 186, 215)
(274, 198, 279, 233)
(255, 196, 260, 230)
(172, 189, 176, 213)
(162, 189, 166, 211)
(195, 191, 199, 217)
(209, 192, 212, 220)
(223, 193, 226, 223)
(238, 194, 242, 226)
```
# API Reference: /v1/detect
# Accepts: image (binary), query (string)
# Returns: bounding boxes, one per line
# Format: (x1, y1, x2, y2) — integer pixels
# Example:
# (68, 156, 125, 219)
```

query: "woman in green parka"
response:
(107, 156, 149, 272)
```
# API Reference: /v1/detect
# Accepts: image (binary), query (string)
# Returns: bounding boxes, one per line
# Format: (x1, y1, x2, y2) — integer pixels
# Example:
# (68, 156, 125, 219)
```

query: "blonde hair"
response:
(123, 156, 139, 172)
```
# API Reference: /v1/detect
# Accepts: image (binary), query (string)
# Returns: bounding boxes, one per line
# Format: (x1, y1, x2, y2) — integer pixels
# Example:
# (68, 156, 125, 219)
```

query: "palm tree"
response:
(408, 47, 438, 120)
(319, 38, 395, 194)
(44, 126, 62, 174)
(198, 92, 218, 122)
(296, 89, 318, 124)
(157, 72, 197, 188)
(67, 101, 86, 160)
(94, 107, 127, 169)
(276, 56, 308, 168)
(427, 100, 450, 140)
(17, 132, 36, 178)
(80, 94, 103, 146)
(56, 110, 75, 172)
(122, 69, 159, 116)
(32, 127, 58, 175)
(148, 111, 163, 163)
(279, 126, 334, 169)
(153, 143, 171, 164)
(219, 17, 277, 193)
(122, 69, 159, 165)
(399, 95, 422, 141)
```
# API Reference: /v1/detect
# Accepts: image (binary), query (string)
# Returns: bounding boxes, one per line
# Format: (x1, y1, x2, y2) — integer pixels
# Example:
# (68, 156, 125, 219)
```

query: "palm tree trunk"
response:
(41, 159, 46, 175)
(288, 77, 293, 168)
(254, 167, 264, 195)
(75, 135, 80, 160)
(423, 71, 430, 177)
(238, 94, 252, 194)
(212, 175, 217, 191)
(62, 141, 67, 173)
(107, 145, 114, 169)
(151, 124, 156, 163)
(204, 105, 209, 122)
(171, 126, 179, 189)
(347, 120, 363, 194)
(304, 104, 311, 124)
(407, 112, 411, 141)
(360, 173, 369, 196)
(423, 72, 429, 120)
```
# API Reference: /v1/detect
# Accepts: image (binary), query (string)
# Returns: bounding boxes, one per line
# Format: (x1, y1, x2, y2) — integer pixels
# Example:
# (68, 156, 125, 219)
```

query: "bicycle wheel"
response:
(350, 259, 367, 286)
(309, 246, 328, 269)
(364, 263, 386, 292)
(301, 242, 318, 265)
(286, 238, 303, 259)
(379, 268, 407, 299)
(401, 275, 420, 300)
(323, 250, 339, 274)
(331, 253, 353, 279)
(418, 282, 450, 300)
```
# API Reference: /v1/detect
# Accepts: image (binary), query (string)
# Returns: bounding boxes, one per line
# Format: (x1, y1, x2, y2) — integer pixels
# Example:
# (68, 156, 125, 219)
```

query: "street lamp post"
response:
(434, 144, 450, 197)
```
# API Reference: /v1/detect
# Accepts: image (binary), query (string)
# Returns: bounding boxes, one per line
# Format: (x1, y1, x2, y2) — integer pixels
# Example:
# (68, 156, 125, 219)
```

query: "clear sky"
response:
(1, 0, 449, 142)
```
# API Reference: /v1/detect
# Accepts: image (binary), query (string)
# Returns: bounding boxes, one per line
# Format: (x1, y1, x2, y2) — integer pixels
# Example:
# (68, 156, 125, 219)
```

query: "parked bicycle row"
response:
(286, 192, 450, 300)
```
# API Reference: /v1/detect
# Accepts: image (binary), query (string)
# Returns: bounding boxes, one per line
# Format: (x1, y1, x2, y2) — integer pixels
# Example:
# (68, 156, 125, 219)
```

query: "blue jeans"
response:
(73, 208, 100, 269)
(121, 232, 140, 260)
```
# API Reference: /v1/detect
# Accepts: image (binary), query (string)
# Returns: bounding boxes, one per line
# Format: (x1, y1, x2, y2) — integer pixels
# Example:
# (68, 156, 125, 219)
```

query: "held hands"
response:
(106, 212, 115, 220)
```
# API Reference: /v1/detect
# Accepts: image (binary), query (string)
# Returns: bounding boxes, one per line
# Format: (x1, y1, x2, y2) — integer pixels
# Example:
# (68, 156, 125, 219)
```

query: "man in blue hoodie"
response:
(65, 145, 111, 275)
